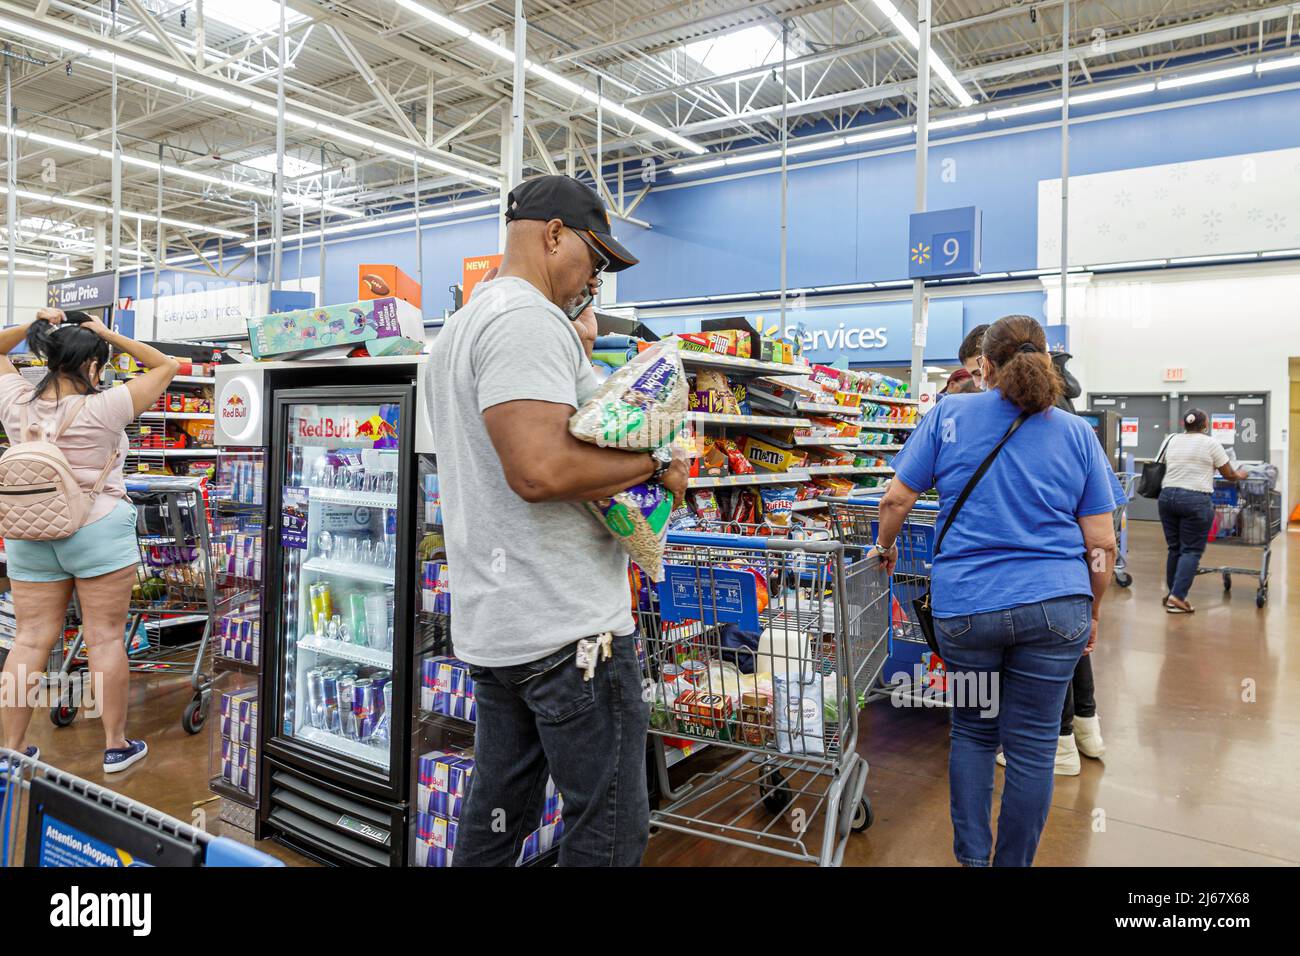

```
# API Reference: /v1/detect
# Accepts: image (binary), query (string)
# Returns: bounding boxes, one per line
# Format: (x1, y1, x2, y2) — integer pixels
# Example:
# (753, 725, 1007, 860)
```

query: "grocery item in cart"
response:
(774, 671, 826, 755)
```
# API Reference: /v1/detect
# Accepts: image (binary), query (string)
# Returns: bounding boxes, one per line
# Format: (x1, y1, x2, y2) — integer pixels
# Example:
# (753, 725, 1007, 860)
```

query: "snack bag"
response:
(691, 370, 740, 415)
(690, 489, 721, 526)
(715, 438, 754, 475)
(569, 343, 689, 581)
(759, 485, 796, 531)
(698, 438, 729, 477)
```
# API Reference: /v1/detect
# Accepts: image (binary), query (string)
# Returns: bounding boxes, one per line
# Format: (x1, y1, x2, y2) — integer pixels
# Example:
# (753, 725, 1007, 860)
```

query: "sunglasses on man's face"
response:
(570, 228, 609, 287)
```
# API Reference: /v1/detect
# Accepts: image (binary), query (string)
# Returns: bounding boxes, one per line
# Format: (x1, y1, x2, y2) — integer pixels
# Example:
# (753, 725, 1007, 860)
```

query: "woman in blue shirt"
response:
(873, 315, 1118, 867)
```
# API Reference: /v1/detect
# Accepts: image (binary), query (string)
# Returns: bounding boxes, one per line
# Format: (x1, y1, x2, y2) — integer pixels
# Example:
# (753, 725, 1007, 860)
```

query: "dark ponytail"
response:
(1182, 408, 1208, 433)
(981, 314, 1061, 414)
(25, 310, 110, 401)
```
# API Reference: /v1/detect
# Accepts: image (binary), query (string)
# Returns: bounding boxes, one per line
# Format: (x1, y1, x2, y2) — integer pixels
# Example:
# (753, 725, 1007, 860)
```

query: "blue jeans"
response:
(935, 594, 1090, 867)
(1157, 486, 1214, 600)
(454, 634, 650, 867)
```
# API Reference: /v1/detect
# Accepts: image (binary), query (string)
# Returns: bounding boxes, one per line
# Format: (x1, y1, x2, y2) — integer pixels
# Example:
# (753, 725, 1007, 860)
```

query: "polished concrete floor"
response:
(13, 522, 1298, 867)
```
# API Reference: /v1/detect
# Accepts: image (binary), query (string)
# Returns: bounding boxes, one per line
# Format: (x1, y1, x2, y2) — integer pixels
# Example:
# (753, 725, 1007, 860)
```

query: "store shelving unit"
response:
(207, 449, 268, 830)
(678, 348, 906, 513)
(127, 372, 218, 470)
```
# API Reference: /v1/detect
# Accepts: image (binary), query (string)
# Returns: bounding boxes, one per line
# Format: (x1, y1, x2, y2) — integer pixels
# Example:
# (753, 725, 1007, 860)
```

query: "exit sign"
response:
(1163, 367, 1186, 382)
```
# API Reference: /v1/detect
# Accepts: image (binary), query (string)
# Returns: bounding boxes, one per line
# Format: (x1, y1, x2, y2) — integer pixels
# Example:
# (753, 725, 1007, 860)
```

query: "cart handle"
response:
(666, 531, 844, 553)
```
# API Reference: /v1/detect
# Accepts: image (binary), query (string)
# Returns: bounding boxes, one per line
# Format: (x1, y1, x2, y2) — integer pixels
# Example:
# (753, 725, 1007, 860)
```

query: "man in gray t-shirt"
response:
(426, 175, 686, 866)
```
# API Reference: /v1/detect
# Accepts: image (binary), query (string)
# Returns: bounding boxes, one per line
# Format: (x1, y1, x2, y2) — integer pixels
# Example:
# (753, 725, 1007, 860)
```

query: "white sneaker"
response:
(995, 737, 1081, 776)
(1073, 715, 1105, 758)
(1055, 734, 1081, 775)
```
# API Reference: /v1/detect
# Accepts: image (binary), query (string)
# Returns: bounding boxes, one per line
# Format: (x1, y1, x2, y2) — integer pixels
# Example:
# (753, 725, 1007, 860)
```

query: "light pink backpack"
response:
(0, 397, 119, 541)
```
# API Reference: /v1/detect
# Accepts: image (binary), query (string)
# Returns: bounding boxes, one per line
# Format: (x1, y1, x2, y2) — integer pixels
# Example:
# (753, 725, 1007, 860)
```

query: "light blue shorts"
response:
(4, 499, 139, 582)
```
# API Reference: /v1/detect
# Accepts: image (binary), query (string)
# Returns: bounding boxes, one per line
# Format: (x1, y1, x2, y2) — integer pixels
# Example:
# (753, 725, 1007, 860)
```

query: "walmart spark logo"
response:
(910, 241, 931, 265)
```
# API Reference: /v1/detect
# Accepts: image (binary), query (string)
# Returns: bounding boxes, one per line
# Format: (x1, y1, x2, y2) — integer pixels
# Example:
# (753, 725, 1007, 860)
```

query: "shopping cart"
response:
(1, 746, 282, 867)
(639, 532, 889, 866)
(828, 495, 944, 707)
(48, 477, 217, 734)
(1198, 473, 1282, 608)
(1111, 472, 1139, 589)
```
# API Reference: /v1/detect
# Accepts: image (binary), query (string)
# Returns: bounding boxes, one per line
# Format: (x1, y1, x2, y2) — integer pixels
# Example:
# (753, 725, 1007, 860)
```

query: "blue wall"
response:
(120, 83, 1300, 319)
(617, 85, 1300, 300)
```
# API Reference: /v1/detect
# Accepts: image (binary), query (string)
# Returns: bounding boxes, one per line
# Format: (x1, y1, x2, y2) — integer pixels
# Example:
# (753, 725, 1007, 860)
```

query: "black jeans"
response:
(1059, 654, 1096, 736)
(453, 634, 650, 867)
(1157, 486, 1214, 600)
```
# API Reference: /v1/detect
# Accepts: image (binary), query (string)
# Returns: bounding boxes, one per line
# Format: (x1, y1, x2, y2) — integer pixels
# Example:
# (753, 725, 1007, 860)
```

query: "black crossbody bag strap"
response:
(912, 410, 1031, 657)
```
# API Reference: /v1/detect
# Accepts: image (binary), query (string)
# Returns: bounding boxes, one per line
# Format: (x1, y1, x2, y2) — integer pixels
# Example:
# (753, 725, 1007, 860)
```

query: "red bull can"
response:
(320, 669, 340, 733)
(353, 679, 377, 741)
(337, 675, 356, 738)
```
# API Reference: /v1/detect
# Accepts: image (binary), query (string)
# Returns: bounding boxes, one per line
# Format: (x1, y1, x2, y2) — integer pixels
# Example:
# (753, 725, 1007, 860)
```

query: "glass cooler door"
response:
(276, 398, 405, 780)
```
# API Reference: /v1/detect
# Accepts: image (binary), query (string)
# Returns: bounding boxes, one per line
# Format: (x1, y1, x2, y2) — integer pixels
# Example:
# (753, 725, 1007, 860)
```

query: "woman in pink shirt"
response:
(0, 309, 177, 773)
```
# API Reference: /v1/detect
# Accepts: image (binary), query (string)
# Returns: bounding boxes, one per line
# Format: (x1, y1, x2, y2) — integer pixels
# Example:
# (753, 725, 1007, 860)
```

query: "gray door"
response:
(1088, 393, 1173, 521)
(1177, 393, 1269, 467)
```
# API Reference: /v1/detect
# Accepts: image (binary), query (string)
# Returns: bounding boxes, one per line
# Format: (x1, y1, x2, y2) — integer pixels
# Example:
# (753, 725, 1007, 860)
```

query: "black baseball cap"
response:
(504, 175, 639, 272)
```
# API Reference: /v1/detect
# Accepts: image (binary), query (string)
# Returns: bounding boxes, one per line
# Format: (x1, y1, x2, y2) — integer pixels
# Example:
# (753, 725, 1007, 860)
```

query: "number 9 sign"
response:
(942, 236, 961, 266)
(908, 207, 982, 279)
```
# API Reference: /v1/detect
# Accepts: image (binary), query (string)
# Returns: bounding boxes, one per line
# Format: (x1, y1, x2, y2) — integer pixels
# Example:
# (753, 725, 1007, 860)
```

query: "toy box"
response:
(358, 264, 422, 309)
(246, 297, 424, 359)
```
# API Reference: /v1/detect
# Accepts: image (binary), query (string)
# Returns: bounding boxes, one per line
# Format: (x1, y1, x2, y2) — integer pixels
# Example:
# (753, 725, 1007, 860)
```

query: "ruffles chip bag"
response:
(569, 343, 689, 581)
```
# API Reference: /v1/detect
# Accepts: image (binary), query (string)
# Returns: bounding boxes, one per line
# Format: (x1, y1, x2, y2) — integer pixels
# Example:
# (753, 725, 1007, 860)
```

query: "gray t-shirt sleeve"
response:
(473, 306, 581, 413)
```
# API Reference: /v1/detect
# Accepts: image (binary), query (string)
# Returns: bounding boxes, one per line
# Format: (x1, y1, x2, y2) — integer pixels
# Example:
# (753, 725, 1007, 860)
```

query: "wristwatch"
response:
(650, 446, 673, 483)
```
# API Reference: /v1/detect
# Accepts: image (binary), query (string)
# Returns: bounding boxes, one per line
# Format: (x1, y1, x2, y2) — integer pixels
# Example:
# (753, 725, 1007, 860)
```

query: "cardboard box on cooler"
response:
(246, 297, 424, 359)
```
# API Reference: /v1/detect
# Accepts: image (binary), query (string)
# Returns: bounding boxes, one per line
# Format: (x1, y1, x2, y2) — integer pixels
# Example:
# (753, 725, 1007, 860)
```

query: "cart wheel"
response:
(1256, 588, 1267, 609)
(182, 695, 206, 735)
(759, 768, 793, 816)
(50, 698, 77, 727)
(1223, 573, 1232, 592)
(1113, 570, 1132, 588)
(851, 795, 874, 832)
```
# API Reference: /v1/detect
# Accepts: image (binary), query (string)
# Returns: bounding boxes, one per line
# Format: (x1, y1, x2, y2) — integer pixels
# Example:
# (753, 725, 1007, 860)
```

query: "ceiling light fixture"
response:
(0, 12, 497, 189)
(1256, 54, 1300, 73)
(1071, 82, 1156, 104)
(1156, 65, 1255, 90)
(1, 125, 359, 218)
(869, 0, 975, 107)
(0, 184, 245, 238)
(242, 198, 499, 248)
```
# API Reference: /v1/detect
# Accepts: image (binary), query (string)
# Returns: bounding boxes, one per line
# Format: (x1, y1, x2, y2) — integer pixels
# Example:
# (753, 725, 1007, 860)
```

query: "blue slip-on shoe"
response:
(103, 739, 148, 774)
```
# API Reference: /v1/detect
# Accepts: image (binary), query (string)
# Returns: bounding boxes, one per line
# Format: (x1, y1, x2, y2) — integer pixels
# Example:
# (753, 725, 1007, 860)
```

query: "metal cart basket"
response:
(1198, 474, 1282, 607)
(48, 476, 217, 734)
(829, 495, 943, 707)
(639, 533, 889, 866)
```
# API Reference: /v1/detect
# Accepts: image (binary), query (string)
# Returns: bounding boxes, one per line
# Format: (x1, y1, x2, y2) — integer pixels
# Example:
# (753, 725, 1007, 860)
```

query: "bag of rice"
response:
(569, 343, 689, 582)
(569, 342, 687, 451)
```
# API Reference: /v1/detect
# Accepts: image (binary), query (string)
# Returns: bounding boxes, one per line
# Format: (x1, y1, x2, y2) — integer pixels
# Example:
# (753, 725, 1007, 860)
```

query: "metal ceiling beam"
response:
(0, 0, 500, 181)
(325, 24, 424, 143)
(120, 0, 190, 69)
(963, 1, 1300, 82)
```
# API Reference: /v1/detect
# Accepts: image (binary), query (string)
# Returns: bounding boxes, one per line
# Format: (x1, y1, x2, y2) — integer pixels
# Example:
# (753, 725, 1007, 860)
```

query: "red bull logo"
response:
(353, 415, 399, 443)
(221, 390, 248, 421)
